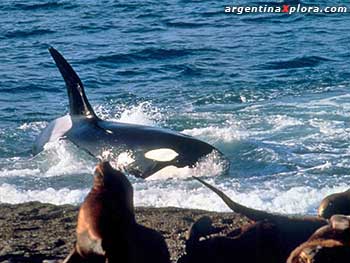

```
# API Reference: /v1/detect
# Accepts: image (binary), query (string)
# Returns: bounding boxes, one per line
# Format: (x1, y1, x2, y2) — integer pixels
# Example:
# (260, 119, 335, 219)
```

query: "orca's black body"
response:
(33, 48, 229, 178)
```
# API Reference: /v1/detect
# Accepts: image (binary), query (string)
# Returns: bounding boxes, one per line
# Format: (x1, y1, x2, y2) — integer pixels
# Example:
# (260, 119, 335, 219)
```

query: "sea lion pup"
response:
(318, 189, 350, 219)
(287, 215, 350, 263)
(193, 177, 328, 261)
(62, 162, 170, 263)
(178, 216, 282, 263)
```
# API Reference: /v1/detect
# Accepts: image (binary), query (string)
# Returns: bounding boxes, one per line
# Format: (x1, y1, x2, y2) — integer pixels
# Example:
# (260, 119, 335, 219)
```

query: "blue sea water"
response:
(1, 0, 350, 214)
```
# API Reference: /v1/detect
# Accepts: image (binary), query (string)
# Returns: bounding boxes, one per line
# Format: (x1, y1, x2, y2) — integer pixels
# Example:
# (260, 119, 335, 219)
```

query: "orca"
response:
(33, 47, 229, 178)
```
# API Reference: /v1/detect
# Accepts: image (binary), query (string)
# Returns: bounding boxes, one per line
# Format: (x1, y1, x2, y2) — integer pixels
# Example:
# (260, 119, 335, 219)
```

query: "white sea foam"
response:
(265, 115, 303, 131)
(0, 168, 40, 178)
(95, 102, 247, 145)
(118, 102, 162, 126)
(18, 121, 48, 133)
(308, 118, 349, 138)
(94, 101, 163, 126)
(0, 140, 95, 179)
(39, 140, 95, 177)
(1, 178, 349, 215)
(0, 183, 89, 205)
(133, 180, 350, 214)
(0, 141, 95, 181)
(182, 124, 246, 144)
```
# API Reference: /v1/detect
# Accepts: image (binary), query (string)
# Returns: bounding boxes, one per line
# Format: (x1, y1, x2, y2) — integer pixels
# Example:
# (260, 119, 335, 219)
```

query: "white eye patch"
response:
(144, 148, 179, 162)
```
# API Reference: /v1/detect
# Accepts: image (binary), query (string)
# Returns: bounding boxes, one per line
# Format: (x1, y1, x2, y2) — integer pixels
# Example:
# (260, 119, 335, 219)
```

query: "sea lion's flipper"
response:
(186, 216, 224, 242)
(193, 176, 288, 222)
(185, 216, 224, 254)
(62, 248, 84, 263)
(49, 47, 97, 119)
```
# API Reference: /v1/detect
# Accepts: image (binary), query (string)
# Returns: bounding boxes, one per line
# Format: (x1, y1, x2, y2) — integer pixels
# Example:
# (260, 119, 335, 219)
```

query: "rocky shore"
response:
(0, 202, 250, 263)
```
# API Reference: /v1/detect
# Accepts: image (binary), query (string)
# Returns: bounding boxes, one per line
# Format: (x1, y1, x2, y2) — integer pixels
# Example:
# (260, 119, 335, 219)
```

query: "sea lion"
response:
(62, 161, 170, 263)
(193, 177, 328, 261)
(179, 217, 282, 263)
(287, 214, 350, 263)
(33, 47, 229, 179)
(318, 189, 350, 219)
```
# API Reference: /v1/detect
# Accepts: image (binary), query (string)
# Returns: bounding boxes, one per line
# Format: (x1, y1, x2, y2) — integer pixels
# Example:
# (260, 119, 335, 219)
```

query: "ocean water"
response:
(1, 0, 350, 215)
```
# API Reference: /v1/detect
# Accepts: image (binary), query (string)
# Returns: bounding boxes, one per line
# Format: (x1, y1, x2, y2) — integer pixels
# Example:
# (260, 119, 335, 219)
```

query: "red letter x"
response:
(282, 5, 290, 13)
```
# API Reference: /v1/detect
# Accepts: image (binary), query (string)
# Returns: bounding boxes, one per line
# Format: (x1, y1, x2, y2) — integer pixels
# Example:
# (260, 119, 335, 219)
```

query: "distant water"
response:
(1, 0, 350, 215)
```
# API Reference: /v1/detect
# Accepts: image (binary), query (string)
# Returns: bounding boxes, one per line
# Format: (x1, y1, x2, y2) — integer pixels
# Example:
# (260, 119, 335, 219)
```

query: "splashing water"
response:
(1, 1, 350, 215)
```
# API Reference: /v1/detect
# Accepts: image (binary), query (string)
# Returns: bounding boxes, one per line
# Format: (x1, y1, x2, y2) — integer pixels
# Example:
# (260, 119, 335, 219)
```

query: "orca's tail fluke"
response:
(49, 47, 97, 119)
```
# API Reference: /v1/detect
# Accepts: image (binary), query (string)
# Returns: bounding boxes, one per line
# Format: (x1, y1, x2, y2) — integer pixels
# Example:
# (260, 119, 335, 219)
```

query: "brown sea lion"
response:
(62, 161, 170, 263)
(287, 214, 350, 263)
(178, 217, 282, 263)
(318, 189, 350, 219)
(192, 177, 328, 262)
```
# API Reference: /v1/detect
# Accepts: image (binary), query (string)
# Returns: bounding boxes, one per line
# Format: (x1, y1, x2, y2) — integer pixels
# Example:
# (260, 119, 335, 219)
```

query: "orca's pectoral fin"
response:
(49, 47, 97, 119)
(57, 137, 100, 161)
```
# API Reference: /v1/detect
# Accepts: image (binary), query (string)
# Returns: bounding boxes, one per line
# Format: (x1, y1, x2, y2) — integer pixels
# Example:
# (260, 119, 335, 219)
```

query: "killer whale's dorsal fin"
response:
(49, 47, 97, 119)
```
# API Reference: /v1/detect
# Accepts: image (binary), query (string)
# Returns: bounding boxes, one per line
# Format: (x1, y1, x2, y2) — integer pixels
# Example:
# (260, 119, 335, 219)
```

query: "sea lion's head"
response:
(94, 161, 134, 214)
(287, 215, 350, 263)
(318, 190, 350, 219)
